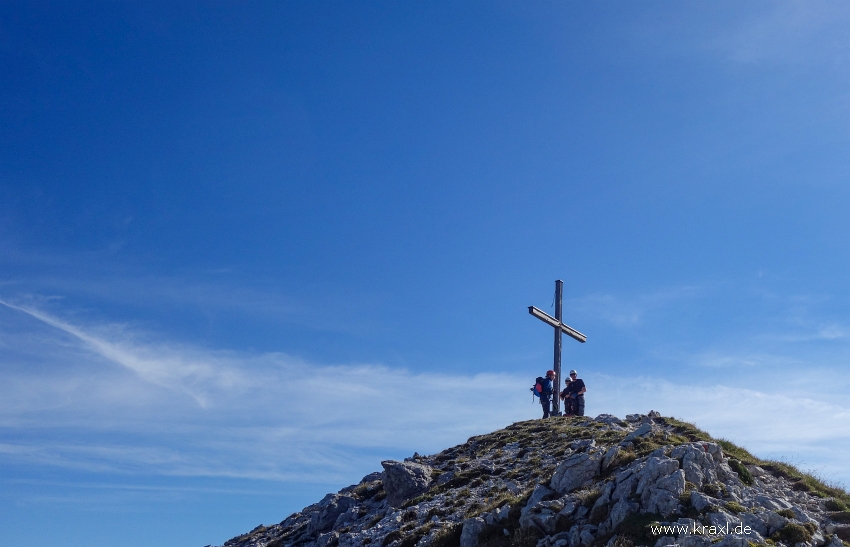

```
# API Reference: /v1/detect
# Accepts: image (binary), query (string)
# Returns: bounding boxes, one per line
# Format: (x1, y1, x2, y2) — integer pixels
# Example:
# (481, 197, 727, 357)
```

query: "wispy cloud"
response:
(1, 299, 849, 490)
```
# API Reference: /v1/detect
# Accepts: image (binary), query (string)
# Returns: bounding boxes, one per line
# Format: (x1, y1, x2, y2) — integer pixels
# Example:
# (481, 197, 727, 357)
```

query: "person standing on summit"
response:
(564, 370, 586, 416)
(539, 370, 555, 419)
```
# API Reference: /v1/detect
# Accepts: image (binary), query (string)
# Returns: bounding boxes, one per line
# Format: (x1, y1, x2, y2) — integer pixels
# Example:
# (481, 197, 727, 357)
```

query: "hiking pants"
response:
(541, 396, 551, 419)
(575, 395, 585, 417)
(563, 397, 574, 416)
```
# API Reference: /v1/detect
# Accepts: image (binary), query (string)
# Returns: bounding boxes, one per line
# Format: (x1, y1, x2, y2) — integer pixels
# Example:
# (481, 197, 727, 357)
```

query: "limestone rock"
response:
(624, 422, 655, 442)
(308, 495, 357, 535)
(380, 460, 433, 508)
(550, 451, 602, 494)
(460, 516, 486, 547)
(691, 491, 720, 513)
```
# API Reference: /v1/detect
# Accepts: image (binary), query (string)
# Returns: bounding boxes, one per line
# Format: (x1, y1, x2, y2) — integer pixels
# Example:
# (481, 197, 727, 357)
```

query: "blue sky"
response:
(3, 2, 850, 546)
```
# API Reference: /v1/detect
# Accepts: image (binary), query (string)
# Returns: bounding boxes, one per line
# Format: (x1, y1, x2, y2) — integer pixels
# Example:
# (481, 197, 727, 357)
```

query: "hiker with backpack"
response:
(562, 369, 586, 416)
(532, 370, 556, 419)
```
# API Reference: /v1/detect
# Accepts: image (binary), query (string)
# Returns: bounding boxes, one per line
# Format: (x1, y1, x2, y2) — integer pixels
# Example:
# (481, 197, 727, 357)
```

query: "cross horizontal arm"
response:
(528, 306, 587, 343)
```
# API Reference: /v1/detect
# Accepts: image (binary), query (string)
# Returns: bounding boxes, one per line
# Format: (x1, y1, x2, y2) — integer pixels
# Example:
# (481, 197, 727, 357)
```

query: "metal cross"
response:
(528, 280, 586, 415)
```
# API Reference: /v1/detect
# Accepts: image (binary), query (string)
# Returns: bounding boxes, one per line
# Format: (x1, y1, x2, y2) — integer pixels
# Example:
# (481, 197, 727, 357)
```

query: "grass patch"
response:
(760, 461, 850, 503)
(431, 523, 463, 547)
(656, 417, 712, 442)
(382, 530, 402, 546)
(827, 499, 848, 511)
(398, 523, 433, 547)
(364, 514, 385, 530)
(702, 483, 727, 498)
(830, 511, 850, 524)
(728, 459, 754, 486)
(776, 509, 796, 519)
(614, 512, 664, 545)
(631, 436, 666, 457)
(715, 439, 759, 465)
(353, 480, 384, 500)
(771, 523, 815, 545)
(725, 502, 748, 514)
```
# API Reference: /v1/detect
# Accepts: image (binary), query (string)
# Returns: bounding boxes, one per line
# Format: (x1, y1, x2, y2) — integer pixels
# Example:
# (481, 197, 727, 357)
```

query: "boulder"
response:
(550, 451, 602, 494)
(691, 491, 720, 513)
(598, 497, 638, 536)
(635, 457, 685, 517)
(642, 469, 685, 516)
(602, 445, 622, 471)
(381, 460, 433, 508)
(671, 443, 719, 487)
(308, 495, 357, 535)
(739, 512, 768, 537)
(624, 423, 654, 442)
(460, 517, 487, 547)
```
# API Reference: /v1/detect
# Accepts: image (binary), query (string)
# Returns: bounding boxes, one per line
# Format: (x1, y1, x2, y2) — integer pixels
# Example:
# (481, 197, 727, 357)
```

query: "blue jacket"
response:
(540, 378, 553, 399)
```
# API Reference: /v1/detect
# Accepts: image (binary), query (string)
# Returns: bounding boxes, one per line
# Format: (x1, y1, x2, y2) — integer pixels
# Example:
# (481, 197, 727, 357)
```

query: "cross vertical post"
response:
(553, 280, 563, 415)
(529, 281, 586, 417)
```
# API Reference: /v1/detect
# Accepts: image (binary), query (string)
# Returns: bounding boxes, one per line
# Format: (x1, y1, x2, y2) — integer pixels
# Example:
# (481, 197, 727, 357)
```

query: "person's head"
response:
(546, 370, 555, 379)
(569, 369, 578, 379)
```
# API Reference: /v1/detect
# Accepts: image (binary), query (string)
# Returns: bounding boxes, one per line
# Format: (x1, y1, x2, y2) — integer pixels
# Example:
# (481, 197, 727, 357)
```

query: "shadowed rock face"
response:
(215, 413, 850, 547)
(381, 460, 434, 508)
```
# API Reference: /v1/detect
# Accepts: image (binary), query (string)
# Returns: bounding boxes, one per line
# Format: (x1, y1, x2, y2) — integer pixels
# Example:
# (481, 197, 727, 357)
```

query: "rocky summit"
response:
(215, 412, 850, 547)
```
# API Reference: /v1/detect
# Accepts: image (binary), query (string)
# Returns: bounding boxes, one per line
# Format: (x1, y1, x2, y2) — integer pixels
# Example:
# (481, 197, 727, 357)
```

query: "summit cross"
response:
(528, 280, 587, 415)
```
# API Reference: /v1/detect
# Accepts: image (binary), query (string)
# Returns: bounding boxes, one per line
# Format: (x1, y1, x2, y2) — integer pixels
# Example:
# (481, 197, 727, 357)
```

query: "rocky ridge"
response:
(215, 412, 850, 547)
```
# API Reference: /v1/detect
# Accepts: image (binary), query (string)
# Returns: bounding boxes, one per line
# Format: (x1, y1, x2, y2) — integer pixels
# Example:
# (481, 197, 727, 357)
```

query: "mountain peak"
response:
(216, 413, 850, 547)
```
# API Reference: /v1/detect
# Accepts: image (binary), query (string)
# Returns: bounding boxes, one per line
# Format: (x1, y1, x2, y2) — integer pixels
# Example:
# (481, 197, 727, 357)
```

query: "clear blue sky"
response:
(3, 2, 850, 546)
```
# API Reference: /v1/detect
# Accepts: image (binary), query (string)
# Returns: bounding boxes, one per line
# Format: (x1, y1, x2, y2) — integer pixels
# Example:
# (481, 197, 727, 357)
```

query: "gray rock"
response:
(316, 531, 339, 547)
(633, 457, 684, 517)
(381, 460, 433, 508)
(308, 495, 357, 535)
(435, 471, 454, 485)
(624, 423, 654, 442)
(764, 511, 790, 535)
(746, 465, 766, 477)
(671, 443, 719, 487)
(519, 485, 558, 532)
(333, 505, 363, 528)
(740, 512, 769, 537)
(595, 414, 628, 427)
(528, 484, 555, 507)
(756, 495, 793, 511)
(460, 517, 487, 547)
(550, 452, 602, 494)
(715, 462, 744, 486)
(612, 469, 638, 502)
(599, 498, 638, 535)
(360, 472, 383, 483)
(705, 511, 742, 532)
(569, 524, 598, 547)
(691, 491, 720, 513)
(571, 439, 596, 451)
(642, 469, 685, 516)
(602, 445, 622, 471)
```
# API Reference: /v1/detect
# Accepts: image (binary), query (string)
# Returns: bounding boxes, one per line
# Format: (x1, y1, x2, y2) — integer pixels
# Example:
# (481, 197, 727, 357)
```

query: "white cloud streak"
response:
(1, 301, 849, 489)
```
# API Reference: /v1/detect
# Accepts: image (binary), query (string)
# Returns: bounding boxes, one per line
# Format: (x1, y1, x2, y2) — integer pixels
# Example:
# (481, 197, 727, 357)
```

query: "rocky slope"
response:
(214, 412, 850, 547)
